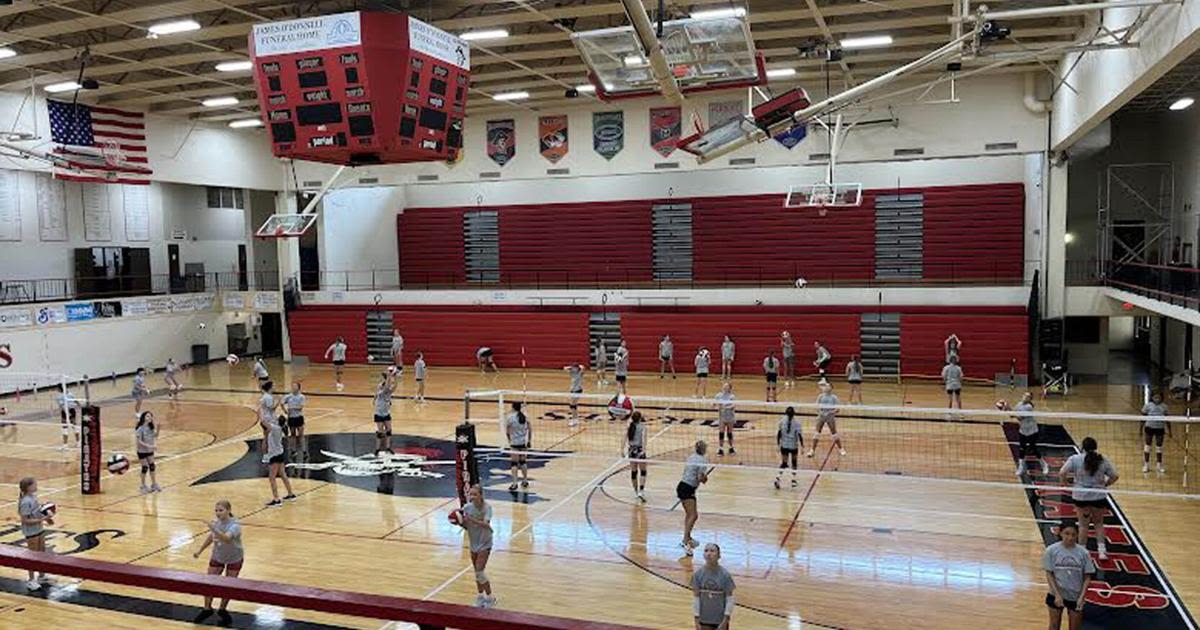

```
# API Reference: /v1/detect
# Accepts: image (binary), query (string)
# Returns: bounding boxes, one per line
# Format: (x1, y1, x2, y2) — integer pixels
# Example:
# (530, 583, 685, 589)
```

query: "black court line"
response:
(583, 466, 847, 630)
(0, 576, 351, 629)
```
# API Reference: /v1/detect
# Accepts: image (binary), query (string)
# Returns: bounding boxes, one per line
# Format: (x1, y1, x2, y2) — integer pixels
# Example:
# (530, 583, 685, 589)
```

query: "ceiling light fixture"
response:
(766, 68, 797, 78)
(575, 84, 597, 93)
(460, 29, 508, 41)
(202, 96, 239, 107)
(0, 47, 16, 60)
(229, 119, 263, 128)
(690, 7, 747, 19)
(215, 60, 253, 72)
(1169, 97, 1194, 111)
(492, 91, 529, 101)
(147, 19, 201, 36)
(624, 55, 645, 67)
(841, 35, 893, 49)
(44, 81, 82, 93)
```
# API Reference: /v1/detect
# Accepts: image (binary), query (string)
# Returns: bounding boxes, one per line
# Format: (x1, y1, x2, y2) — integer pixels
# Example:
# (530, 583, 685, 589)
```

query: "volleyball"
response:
(226, 354, 240, 365)
(107, 453, 130, 474)
(794, 277, 808, 288)
(448, 508, 465, 527)
(198, 322, 206, 330)
(995, 400, 1009, 410)
(367, 354, 375, 362)
(40, 502, 57, 517)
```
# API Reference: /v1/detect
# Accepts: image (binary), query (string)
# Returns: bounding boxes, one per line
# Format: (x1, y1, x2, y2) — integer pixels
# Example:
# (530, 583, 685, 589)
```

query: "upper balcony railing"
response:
(0, 271, 281, 306)
(1101, 260, 1200, 309)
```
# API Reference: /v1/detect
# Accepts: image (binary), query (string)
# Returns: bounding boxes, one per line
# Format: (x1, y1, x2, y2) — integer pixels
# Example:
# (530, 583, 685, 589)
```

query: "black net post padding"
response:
(454, 420, 479, 507)
(80, 404, 101, 494)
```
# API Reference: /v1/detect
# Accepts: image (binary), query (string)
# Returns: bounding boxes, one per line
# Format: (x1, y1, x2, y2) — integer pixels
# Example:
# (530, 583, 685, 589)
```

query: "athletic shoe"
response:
(38, 574, 55, 585)
(680, 541, 693, 557)
(688, 537, 700, 548)
(508, 483, 518, 491)
(520, 480, 529, 489)
(194, 608, 215, 623)
(150, 484, 162, 492)
(1097, 544, 1108, 560)
(838, 448, 847, 456)
(1158, 463, 1167, 473)
(336, 383, 344, 391)
(26, 580, 41, 591)
(790, 478, 798, 488)
(483, 595, 498, 608)
(474, 594, 486, 608)
(266, 499, 283, 508)
(283, 494, 297, 502)
(717, 449, 724, 456)
(1142, 463, 1149, 473)
(1016, 463, 1025, 476)
(774, 478, 781, 490)
(805, 450, 815, 458)
(638, 492, 647, 503)
(729, 448, 736, 455)
(217, 610, 232, 625)
(139, 485, 150, 494)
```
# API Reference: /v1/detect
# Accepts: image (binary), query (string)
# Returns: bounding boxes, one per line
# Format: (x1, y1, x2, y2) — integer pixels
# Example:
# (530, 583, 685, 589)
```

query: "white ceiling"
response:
(0, 0, 1083, 122)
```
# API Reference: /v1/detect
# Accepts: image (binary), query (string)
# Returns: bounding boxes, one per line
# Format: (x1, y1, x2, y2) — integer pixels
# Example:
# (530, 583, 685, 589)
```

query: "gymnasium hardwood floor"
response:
(1, 359, 1197, 629)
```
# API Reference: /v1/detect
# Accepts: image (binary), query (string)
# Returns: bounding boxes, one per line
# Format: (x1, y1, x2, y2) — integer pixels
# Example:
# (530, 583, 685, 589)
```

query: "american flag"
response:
(48, 100, 153, 185)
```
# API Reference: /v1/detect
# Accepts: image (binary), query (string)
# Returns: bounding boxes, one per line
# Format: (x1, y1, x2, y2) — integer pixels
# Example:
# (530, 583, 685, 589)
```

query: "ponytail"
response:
(1082, 437, 1103, 475)
(626, 411, 643, 442)
(784, 406, 795, 432)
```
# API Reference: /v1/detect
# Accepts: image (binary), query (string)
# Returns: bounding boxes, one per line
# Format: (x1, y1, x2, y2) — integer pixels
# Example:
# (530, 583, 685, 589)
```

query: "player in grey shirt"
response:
(506, 401, 532, 491)
(694, 348, 712, 397)
(564, 363, 585, 426)
(413, 353, 427, 403)
(691, 543, 736, 630)
(812, 340, 832, 382)
(1009, 392, 1048, 476)
(845, 355, 864, 405)
(941, 356, 964, 409)
(944, 333, 962, 364)
(720, 335, 735, 380)
(714, 382, 735, 456)
(260, 380, 295, 508)
(390, 329, 404, 368)
(1142, 392, 1169, 473)
(659, 335, 676, 379)
(807, 384, 846, 457)
(460, 485, 496, 608)
(131, 367, 150, 416)
(282, 382, 307, 452)
(614, 341, 630, 392)
(677, 441, 709, 556)
(56, 391, 81, 451)
(324, 337, 348, 391)
(595, 340, 609, 386)
(18, 477, 54, 590)
(253, 358, 270, 384)
(1060, 437, 1119, 559)
(775, 407, 804, 489)
(780, 331, 796, 388)
(373, 369, 398, 454)
(763, 350, 780, 402)
(165, 358, 181, 398)
(625, 411, 649, 501)
(193, 499, 244, 624)
(135, 411, 161, 493)
(1043, 521, 1094, 626)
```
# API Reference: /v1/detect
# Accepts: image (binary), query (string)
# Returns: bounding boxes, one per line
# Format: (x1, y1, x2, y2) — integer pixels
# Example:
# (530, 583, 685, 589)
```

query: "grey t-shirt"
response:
(374, 384, 394, 417)
(721, 340, 735, 361)
(681, 453, 707, 487)
(264, 419, 284, 457)
(942, 364, 963, 390)
(695, 353, 711, 374)
(691, 564, 736, 626)
(1015, 401, 1038, 436)
(1042, 541, 1095, 601)
(567, 365, 584, 392)
(135, 424, 157, 453)
(463, 501, 493, 552)
(1142, 402, 1168, 430)
(254, 361, 269, 378)
(414, 359, 427, 380)
(328, 342, 347, 362)
(816, 392, 839, 421)
(507, 412, 530, 446)
(595, 344, 608, 368)
(714, 391, 735, 423)
(846, 361, 863, 382)
(19, 494, 43, 538)
(781, 338, 794, 358)
(778, 416, 803, 450)
(210, 518, 244, 564)
(763, 357, 779, 375)
(282, 393, 305, 418)
(132, 373, 146, 396)
(615, 350, 629, 376)
(659, 339, 673, 358)
(165, 360, 178, 375)
(390, 335, 403, 354)
(258, 393, 276, 423)
(1060, 453, 1118, 502)
(627, 422, 647, 449)
(814, 345, 831, 363)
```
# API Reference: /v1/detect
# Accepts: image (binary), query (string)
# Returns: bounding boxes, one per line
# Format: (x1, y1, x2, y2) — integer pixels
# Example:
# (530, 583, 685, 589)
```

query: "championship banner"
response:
(538, 115, 568, 163)
(708, 100, 745, 127)
(774, 124, 808, 149)
(592, 111, 624, 160)
(650, 106, 682, 157)
(486, 119, 516, 166)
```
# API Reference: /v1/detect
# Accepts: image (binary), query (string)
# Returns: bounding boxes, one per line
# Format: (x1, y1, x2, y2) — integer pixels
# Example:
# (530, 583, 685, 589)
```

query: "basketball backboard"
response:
(784, 183, 864, 209)
(256, 213, 317, 239)
(677, 115, 760, 160)
(570, 14, 764, 100)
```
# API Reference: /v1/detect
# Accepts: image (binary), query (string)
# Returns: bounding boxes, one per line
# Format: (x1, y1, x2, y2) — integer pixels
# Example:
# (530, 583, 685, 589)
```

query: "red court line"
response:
(0, 545, 647, 630)
(764, 445, 834, 578)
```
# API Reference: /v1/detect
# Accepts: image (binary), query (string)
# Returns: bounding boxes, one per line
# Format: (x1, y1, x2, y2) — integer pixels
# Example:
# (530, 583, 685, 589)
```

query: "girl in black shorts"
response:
(625, 412, 648, 501)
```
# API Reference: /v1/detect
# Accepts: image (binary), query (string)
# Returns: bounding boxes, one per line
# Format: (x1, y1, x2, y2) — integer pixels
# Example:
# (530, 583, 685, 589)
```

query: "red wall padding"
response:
(497, 200, 654, 284)
(692, 193, 876, 283)
(921, 183, 1025, 280)
(397, 209, 465, 285)
(595, 313, 860, 375)
(900, 314, 1028, 379)
(289, 308, 590, 368)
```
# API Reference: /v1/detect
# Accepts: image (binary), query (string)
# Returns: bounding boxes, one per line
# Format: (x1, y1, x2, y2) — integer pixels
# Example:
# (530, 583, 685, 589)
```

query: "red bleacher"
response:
(921, 183, 1025, 281)
(397, 209, 466, 285)
(900, 314, 1028, 378)
(621, 312, 861, 374)
(692, 193, 876, 283)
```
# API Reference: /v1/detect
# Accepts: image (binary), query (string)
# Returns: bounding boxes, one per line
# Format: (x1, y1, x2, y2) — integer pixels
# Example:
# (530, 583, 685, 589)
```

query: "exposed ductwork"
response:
(1024, 72, 1053, 113)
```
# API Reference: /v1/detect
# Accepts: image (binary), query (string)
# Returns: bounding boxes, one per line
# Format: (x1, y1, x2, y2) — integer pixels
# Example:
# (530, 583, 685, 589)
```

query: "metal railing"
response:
(0, 271, 281, 305)
(302, 261, 1037, 292)
(1103, 261, 1200, 308)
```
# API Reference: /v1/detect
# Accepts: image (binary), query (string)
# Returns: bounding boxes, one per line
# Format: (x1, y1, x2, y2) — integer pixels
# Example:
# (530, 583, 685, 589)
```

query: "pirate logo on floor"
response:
(192, 432, 564, 503)
(541, 409, 750, 429)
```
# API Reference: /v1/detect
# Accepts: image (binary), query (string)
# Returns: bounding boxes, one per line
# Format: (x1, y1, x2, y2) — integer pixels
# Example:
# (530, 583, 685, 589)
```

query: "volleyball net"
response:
(0, 370, 91, 432)
(465, 389, 1200, 498)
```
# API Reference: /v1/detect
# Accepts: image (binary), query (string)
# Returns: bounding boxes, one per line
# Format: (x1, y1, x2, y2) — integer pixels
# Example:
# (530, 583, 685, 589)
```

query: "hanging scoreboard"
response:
(250, 12, 470, 166)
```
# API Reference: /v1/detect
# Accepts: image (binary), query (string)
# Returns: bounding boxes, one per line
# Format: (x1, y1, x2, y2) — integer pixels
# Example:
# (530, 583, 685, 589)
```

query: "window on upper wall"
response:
(206, 186, 246, 210)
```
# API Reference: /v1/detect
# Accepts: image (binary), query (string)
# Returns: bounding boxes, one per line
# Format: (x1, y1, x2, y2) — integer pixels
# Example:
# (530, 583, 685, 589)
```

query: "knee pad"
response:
(1144, 445, 1151, 453)
(141, 464, 149, 474)
(61, 426, 70, 437)
(375, 431, 385, 439)
(385, 430, 393, 437)
(631, 470, 639, 481)
(639, 468, 646, 478)
(475, 570, 488, 583)
(149, 463, 156, 472)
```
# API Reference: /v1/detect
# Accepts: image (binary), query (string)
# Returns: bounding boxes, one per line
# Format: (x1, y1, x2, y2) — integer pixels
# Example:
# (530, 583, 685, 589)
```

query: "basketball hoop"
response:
(257, 213, 317, 239)
(817, 205, 828, 218)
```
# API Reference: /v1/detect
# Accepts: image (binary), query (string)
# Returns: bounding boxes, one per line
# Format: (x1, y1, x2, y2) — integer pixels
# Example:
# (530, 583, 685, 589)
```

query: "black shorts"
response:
(818, 359, 831, 370)
(697, 372, 708, 379)
(660, 355, 672, 362)
(268, 454, 286, 465)
(1045, 593, 1081, 611)
(766, 373, 778, 384)
(780, 447, 799, 456)
(333, 360, 345, 367)
(1144, 426, 1166, 437)
(137, 451, 154, 461)
(415, 378, 425, 383)
(628, 446, 645, 459)
(510, 443, 529, 451)
(1072, 497, 1108, 509)
(287, 415, 305, 428)
(60, 409, 77, 421)
(848, 379, 862, 385)
(676, 481, 697, 501)
(374, 414, 392, 423)
(616, 374, 627, 383)
(478, 349, 493, 358)
(258, 376, 270, 384)
(946, 387, 961, 394)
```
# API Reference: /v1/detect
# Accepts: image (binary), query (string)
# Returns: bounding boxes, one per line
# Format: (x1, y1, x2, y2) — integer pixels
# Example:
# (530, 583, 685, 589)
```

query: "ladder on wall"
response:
(588, 313, 622, 369)
(365, 310, 393, 365)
